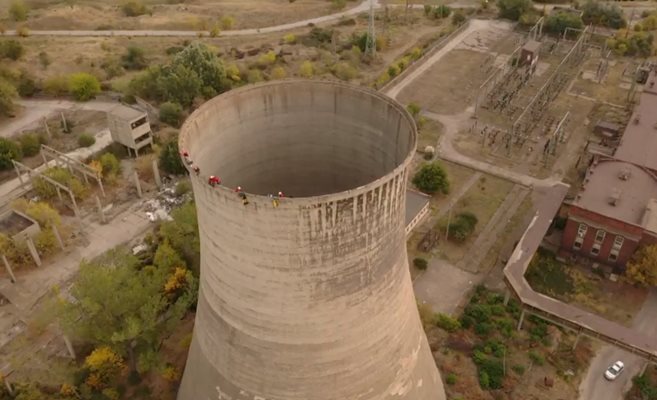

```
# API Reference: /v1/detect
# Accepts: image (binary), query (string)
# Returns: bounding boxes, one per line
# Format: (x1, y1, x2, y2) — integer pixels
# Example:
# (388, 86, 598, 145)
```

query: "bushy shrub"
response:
(545, 11, 584, 35)
(78, 133, 96, 147)
(299, 61, 314, 78)
(159, 140, 186, 175)
(412, 162, 450, 195)
(511, 364, 525, 375)
(447, 211, 478, 242)
(334, 62, 358, 81)
(9, 0, 29, 21)
(159, 101, 183, 127)
(257, 51, 277, 67)
(435, 313, 461, 333)
(497, 0, 532, 21)
(452, 11, 466, 25)
(121, 0, 148, 17)
(68, 73, 101, 101)
(247, 69, 264, 83)
(0, 137, 22, 170)
(121, 46, 147, 70)
(529, 349, 545, 365)
(43, 76, 69, 96)
(220, 15, 235, 30)
(582, 1, 626, 29)
(0, 39, 24, 60)
(432, 5, 452, 19)
(18, 133, 41, 157)
(99, 153, 121, 177)
(271, 66, 287, 80)
(413, 257, 428, 270)
(446, 373, 457, 385)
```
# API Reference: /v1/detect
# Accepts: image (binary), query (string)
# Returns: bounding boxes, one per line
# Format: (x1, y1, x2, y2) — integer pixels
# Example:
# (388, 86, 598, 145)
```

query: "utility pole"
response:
(365, 0, 376, 57)
(445, 208, 452, 240)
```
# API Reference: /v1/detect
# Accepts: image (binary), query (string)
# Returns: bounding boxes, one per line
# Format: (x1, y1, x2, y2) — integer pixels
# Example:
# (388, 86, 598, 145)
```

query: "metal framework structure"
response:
(40, 145, 105, 197)
(509, 26, 590, 146)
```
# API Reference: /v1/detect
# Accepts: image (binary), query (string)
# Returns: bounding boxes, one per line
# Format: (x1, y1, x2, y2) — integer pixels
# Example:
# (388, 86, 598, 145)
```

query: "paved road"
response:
(2, 0, 377, 37)
(578, 290, 657, 400)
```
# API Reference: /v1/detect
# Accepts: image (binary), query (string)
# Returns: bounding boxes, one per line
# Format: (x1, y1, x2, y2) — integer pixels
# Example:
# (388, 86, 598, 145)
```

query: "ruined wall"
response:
(177, 80, 445, 400)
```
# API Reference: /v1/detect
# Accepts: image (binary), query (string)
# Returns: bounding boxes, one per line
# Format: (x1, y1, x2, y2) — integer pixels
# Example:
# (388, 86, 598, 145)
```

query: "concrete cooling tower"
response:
(177, 80, 446, 400)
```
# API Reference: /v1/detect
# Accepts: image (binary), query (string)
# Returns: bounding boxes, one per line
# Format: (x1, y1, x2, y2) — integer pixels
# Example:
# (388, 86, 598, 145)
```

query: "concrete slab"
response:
(413, 258, 476, 316)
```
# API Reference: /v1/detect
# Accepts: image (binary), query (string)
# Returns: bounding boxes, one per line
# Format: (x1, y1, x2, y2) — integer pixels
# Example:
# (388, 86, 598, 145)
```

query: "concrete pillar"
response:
(133, 171, 143, 198)
(152, 159, 162, 188)
(51, 224, 65, 250)
(4, 379, 13, 395)
(2, 255, 16, 283)
(40, 150, 48, 166)
(26, 238, 42, 268)
(95, 195, 106, 224)
(43, 117, 51, 140)
(60, 112, 68, 133)
(13, 163, 24, 188)
(517, 309, 525, 331)
(97, 176, 106, 198)
(503, 290, 511, 306)
(62, 334, 76, 359)
(68, 190, 81, 219)
(572, 332, 580, 350)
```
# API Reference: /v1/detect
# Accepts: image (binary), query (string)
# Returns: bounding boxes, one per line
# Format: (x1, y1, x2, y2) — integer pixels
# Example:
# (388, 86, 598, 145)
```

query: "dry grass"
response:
(435, 175, 513, 264)
(0, 0, 342, 30)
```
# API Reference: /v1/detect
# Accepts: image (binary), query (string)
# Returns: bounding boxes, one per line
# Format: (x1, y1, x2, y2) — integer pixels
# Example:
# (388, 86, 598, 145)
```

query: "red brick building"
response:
(560, 70, 657, 269)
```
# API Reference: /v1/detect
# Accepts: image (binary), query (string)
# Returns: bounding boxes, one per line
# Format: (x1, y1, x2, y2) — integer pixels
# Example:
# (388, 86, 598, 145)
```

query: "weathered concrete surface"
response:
(178, 80, 445, 400)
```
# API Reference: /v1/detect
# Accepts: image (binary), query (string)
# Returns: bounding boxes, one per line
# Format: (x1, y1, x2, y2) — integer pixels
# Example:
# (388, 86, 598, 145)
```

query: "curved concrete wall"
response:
(178, 80, 445, 400)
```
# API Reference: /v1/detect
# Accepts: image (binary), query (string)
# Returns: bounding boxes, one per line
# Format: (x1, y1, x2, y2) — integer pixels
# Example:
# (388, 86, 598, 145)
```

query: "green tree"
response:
(545, 11, 584, 35)
(159, 139, 186, 175)
(0, 39, 25, 60)
(299, 61, 314, 78)
(0, 78, 18, 117)
(626, 245, 657, 287)
(582, 1, 626, 29)
(412, 162, 450, 194)
(497, 0, 533, 21)
(0, 137, 22, 170)
(158, 202, 200, 274)
(9, 0, 29, 21)
(158, 64, 202, 107)
(58, 248, 197, 373)
(99, 153, 121, 177)
(121, 46, 147, 70)
(159, 101, 183, 127)
(171, 42, 229, 98)
(153, 240, 185, 271)
(68, 73, 101, 101)
(77, 133, 96, 147)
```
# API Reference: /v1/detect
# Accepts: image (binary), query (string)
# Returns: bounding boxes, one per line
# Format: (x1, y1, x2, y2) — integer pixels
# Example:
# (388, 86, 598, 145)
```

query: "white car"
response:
(604, 361, 624, 381)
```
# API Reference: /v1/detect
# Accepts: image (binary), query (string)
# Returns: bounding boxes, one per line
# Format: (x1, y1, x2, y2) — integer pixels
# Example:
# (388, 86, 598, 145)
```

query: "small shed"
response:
(0, 210, 40, 243)
(520, 40, 541, 68)
(107, 104, 153, 157)
(593, 120, 622, 139)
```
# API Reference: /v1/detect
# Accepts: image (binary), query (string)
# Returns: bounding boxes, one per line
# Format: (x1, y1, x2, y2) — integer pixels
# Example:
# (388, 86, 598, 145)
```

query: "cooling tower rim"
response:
(179, 79, 417, 202)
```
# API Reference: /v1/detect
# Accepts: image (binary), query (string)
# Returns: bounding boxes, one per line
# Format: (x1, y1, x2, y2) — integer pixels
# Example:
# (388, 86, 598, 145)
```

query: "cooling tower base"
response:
(178, 322, 445, 400)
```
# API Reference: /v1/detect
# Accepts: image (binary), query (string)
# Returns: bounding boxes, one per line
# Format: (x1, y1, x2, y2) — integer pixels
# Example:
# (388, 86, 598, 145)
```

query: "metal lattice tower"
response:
(365, 0, 376, 56)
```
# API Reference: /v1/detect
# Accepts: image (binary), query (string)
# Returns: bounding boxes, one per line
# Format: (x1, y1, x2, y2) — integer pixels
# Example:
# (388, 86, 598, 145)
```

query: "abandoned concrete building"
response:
(560, 70, 657, 269)
(107, 104, 153, 156)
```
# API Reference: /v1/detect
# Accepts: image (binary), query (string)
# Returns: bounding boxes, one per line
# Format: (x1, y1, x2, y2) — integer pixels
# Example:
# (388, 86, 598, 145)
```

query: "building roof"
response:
(641, 199, 657, 234)
(405, 189, 430, 228)
(573, 160, 657, 232)
(522, 40, 541, 53)
(614, 70, 657, 172)
(109, 104, 147, 122)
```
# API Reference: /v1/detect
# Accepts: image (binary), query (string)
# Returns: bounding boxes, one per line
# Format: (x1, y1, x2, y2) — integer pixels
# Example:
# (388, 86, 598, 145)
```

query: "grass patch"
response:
(526, 248, 574, 296)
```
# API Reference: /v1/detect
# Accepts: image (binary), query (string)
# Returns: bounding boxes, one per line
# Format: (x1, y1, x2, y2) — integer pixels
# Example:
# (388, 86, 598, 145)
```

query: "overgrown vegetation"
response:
(581, 0, 626, 29)
(626, 244, 657, 287)
(444, 211, 478, 242)
(412, 162, 450, 195)
(159, 139, 186, 175)
(497, 0, 533, 21)
(0, 137, 22, 169)
(129, 42, 229, 107)
(545, 11, 584, 35)
(525, 248, 574, 296)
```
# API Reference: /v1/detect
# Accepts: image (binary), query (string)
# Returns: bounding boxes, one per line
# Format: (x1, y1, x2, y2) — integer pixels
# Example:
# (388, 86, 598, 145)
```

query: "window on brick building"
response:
(591, 243, 600, 256)
(595, 230, 606, 243)
(574, 223, 587, 250)
(608, 236, 624, 262)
